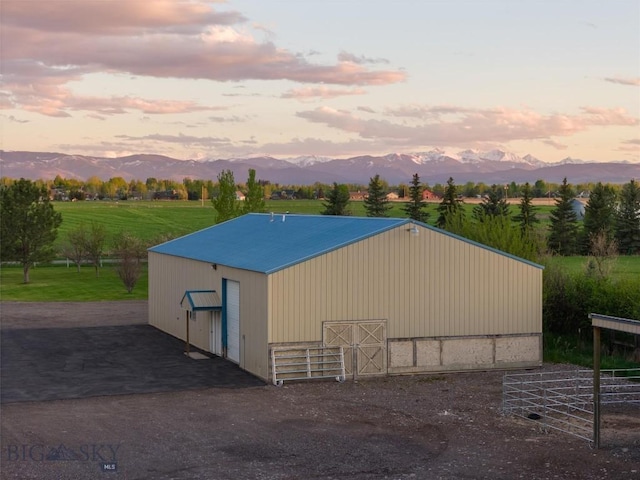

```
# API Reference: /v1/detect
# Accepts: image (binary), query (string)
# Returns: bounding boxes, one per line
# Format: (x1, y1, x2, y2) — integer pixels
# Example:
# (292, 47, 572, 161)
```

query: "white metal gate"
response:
(225, 280, 240, 364)
(323, 320, 387, 378)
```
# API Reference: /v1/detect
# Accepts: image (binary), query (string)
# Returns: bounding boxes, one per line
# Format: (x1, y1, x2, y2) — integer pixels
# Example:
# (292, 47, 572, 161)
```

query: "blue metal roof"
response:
(149, 213, 409, 274)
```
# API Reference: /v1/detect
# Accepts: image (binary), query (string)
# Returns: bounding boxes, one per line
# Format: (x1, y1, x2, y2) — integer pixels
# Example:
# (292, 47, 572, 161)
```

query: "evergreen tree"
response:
(513, 182, 539, 234)
(0, 178, 63, 283)
(581, 182, 617, 253)
(436, 177, 463, 229)
(242, 168, 266, 214)
(211, 170, 240, 223)
(615, 179, 640, 254)
(473, 184, 510, 220)
(548, 177, 579, 255)
(403, 173, 429, 222)
(364, 174, 391, 217)
(322, 183, 351, 216)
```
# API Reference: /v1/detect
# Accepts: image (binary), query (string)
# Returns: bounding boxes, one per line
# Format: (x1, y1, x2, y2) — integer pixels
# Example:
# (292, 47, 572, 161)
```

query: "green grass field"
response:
(53, 199, 555, 249)
(2, 199, 634, 302)
(1, 264, 148, 301)
(543, 255, 640, 282)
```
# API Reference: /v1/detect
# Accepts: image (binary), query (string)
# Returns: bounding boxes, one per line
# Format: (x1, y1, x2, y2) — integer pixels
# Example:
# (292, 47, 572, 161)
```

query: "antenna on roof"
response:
(270, 212, 274, 222)
(282, 213, 286, 222)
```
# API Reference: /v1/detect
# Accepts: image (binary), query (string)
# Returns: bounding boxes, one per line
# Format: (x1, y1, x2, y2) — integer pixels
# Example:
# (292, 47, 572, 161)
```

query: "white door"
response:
(210, 312, 222, 356)
(226, 280, 240, 363)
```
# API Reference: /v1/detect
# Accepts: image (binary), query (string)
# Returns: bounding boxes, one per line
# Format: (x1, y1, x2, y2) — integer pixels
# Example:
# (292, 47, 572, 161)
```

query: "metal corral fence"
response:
(503, 368, 640, 444)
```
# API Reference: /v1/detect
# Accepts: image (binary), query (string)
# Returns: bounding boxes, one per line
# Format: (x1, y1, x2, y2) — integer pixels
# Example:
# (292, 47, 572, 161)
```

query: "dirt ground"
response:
(1, 301, 639, 480)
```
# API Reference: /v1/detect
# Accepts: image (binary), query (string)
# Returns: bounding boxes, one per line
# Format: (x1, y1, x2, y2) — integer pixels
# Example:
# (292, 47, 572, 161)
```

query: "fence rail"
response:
(503, 368, 640, 444)
(271, 346, 346, 386)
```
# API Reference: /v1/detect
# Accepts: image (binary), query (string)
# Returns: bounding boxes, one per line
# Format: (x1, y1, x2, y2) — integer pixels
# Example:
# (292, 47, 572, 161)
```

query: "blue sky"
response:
(2, 0, 638, 162)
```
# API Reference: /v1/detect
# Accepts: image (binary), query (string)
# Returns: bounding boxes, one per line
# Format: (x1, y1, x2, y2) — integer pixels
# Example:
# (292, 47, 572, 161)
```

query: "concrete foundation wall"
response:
(388, 334, 542, 374)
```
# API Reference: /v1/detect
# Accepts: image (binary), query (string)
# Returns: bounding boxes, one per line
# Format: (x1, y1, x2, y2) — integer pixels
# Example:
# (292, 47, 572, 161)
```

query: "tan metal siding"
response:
(149, 252, 270, 380)
(148, 252, 214, 349)
(268, 225, 542, 344)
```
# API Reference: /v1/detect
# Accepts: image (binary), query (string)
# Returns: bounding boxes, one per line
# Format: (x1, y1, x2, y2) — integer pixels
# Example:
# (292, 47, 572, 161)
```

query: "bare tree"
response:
(585, 230, 618, 280)
(60, 223, 88, 272)
(85, 222, 107, 276)
(112, 232, 146, 293)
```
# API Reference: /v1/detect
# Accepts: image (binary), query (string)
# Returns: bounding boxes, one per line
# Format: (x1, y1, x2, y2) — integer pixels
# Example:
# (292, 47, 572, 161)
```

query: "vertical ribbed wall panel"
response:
(268, 225, 542, 344)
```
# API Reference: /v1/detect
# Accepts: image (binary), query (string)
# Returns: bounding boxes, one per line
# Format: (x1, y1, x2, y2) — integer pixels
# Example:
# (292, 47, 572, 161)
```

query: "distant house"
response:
(386, 192, 400, 201)
(350, 191, 367, 201)
(270, 190, 296, 200)
(153, 190, 180, 200)
(422, 189, 441, 201)
(235, 191, 246, 201)
(49, 187, 69, 201)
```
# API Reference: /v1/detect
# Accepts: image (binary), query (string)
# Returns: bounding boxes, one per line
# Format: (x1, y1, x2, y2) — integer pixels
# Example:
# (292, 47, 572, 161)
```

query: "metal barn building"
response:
(148, 213, 543, 382)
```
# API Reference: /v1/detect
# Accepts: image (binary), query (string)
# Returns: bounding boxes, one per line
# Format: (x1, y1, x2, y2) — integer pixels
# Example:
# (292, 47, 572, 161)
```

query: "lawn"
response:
(544, 254, 640, 282)
(1, 264, 148, 301)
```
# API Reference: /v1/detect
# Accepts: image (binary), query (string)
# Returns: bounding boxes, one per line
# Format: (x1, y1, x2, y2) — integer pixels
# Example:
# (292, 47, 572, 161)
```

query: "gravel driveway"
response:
(1, 301, 639, 479)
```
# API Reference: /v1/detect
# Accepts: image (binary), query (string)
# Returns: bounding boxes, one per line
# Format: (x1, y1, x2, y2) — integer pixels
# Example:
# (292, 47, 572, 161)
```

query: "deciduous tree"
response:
(61, 223, 88, 272)
(0, 179, 62, 283)
(242, 169, 266, 214)
(85, 222, 107, 276)
(111, 231, 146, 294)
(211, 170, 240, 223)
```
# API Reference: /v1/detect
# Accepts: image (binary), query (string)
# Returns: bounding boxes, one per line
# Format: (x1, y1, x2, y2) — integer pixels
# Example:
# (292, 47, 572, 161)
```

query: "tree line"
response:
(0, 172, 617, 203)
(321, 174, 640, 260)
(1, 170, 638, 288)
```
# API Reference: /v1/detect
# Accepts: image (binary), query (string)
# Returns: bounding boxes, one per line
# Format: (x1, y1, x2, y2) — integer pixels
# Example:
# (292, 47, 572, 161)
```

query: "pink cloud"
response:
(2, 76, 224, 117)
(3, 1, 406, 117)
(542, 139, 568, 150)
(297, 105, 639, 146)
(4, 0, 240, 35)
(281, 86, 367, 100)
(618, 138, 640, 152)
(116, 133, 231, 148)
(338, 51, 389, 65)
(604, 77, 640, 86)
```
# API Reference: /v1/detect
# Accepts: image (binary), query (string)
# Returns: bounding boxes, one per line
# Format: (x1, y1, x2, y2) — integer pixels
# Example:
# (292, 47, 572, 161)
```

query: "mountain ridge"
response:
(1, 150, 637, 185)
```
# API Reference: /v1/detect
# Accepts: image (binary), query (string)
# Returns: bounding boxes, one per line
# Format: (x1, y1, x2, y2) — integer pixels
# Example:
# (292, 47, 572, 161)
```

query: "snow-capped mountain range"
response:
(1, 149, 637, 185)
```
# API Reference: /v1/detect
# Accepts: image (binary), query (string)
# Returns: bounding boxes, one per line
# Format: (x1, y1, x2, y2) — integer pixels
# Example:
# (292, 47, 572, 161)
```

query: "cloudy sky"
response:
(2, 0, 639, 162)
